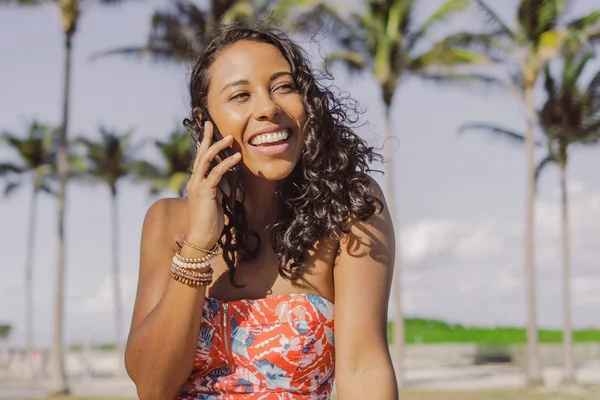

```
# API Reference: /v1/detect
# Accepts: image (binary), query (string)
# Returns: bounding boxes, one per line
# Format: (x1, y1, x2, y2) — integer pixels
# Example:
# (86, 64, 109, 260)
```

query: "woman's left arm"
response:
(333, 179, 398, 400)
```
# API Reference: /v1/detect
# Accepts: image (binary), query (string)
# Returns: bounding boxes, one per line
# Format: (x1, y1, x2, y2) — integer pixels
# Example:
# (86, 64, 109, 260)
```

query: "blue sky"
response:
(1, 0, 599, 348)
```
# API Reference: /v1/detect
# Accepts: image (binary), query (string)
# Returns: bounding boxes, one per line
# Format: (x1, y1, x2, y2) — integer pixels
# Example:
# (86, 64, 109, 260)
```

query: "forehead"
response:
(208, 41, 291, 87)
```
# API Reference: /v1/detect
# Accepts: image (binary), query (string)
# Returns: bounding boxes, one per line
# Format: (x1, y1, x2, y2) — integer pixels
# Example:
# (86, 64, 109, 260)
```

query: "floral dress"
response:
(177, 293, 335, 399)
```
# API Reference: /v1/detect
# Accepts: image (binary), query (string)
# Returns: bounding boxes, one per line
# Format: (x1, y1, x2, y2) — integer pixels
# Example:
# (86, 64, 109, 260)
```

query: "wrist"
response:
(181, 235, 220, 257)
(184, 232, 218, 247)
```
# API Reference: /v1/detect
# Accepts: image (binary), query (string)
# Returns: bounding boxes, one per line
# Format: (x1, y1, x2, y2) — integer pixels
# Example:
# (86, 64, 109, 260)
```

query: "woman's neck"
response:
(242, 173, 279, 229)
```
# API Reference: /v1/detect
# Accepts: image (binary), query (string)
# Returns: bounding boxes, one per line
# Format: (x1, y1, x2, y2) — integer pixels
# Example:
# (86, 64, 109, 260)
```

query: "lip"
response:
(246, 124, 293, 144)
(248, 141, 291, 156)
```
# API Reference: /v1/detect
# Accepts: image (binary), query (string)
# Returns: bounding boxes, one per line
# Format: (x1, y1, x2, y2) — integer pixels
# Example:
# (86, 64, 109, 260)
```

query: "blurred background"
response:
(1, 0, 599, 399)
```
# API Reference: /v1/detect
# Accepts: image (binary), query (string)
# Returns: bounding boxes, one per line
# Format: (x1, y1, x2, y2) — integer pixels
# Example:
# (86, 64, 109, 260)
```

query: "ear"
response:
(192, 107, 204, 126)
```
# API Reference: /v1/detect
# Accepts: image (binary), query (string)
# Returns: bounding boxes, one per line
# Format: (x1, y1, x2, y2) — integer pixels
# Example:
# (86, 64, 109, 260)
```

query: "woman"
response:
(125, 23, 398, 400)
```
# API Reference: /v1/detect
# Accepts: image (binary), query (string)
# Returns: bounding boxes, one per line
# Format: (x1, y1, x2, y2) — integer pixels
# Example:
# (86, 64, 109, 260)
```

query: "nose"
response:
(252, 91, 281, 121)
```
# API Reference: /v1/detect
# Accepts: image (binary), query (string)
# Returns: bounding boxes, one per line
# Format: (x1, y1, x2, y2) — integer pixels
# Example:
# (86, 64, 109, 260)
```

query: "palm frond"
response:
(587, 68, 600, 112)
(130, 160, 161, 180)
(3, 181, 21, 197)
(410, 33, 499, 71)
(89, 45, 185, 63)
(416, 32, 507, 66)
(418, 72, 507, 92)
(543, 64, 557, 100)
(562, 51, 593, 91)
(567, 10, 600, 32)
(0, 0, 45, 5)
(534, 153, 557, 184)
(38, 182, 55, 196)
(324, 51, 367, 74)
(473, 0, 516, 39)
(411, 0, 468, 46)
(0, 163, 24, 175)
(458, 122, 543, 146)
(517, 0, 566, 45)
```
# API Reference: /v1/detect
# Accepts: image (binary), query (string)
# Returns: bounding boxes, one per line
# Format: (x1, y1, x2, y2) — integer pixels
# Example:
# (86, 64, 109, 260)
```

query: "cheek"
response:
(211, 109, 247, 144)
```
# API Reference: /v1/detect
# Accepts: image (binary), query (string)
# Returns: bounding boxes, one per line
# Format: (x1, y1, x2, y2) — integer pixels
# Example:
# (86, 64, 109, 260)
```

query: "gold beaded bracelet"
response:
(173, 255, 215, 271)
(174, 250, 215, 264)
(170, 269, 213, 283)
(169, 271, 213, 287)
(170, 264, 214, 278)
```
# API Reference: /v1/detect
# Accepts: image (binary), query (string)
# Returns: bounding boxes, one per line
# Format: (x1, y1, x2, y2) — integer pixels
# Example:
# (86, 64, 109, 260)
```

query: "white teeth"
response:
(250, 130, 290, 145)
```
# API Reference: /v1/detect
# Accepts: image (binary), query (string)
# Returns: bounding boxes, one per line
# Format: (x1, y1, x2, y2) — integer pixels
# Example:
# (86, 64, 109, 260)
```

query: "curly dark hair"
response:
(182, 22, 383, 287)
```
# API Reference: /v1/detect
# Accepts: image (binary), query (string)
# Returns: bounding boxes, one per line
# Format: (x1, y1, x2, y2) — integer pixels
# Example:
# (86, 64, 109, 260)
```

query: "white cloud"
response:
(398, 181, 600, 328)
(400, 218, 506, 264)
(77, 273, 137, 315)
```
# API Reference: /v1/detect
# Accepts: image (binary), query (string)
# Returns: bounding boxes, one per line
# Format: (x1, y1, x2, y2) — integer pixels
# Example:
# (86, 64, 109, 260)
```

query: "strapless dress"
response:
(176, 293, 335, 399)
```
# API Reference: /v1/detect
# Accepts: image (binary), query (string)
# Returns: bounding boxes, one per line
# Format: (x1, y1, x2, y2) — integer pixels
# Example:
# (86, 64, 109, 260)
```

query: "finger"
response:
(199, 120, 214, 154)
(196, 135, 235, 179)
(191, 121, 213, 175)
(205, 152, 242, 188)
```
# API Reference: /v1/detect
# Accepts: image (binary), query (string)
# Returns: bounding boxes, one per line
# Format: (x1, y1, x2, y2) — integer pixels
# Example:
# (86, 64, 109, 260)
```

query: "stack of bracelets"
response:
(169, 240, 222, 287)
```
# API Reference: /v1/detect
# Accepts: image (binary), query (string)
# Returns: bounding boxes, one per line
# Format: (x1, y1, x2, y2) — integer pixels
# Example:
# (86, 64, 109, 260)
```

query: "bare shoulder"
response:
(364, 174, 386, 208)
(347, 174, 389, 227)
(130, 197, 189, 333)
(142, 197, 189, 253)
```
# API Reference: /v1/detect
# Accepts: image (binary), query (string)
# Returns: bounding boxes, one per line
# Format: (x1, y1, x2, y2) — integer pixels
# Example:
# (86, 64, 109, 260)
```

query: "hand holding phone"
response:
(184, 117, 242, 246)
(192, 112, 241, 211)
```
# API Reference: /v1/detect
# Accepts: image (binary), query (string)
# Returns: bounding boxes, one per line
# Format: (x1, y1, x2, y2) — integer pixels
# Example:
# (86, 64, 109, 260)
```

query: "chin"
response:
(243, 160, 298, 182)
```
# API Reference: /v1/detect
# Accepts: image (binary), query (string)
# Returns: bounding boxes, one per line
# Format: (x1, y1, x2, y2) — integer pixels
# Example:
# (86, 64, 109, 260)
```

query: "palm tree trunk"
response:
(384, 105, 403, 388)
(110, 191, 124, 375)
(49, 30, 73, 396)
(25, 187, 38, 376)
(523, 78, 542, 386)
(559, 159, 575, 383)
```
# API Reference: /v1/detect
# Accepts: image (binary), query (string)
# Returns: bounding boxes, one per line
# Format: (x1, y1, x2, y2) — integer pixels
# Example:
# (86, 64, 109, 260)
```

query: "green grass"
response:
(65, 318, 600, 350)
(388, 318, 600, 345)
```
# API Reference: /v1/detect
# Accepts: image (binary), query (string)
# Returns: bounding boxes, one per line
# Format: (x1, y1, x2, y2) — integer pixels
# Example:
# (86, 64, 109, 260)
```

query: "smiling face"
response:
(201, 40, 307, 182)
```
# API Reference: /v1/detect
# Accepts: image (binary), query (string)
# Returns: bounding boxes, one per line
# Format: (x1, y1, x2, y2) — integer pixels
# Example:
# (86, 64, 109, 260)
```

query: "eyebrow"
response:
(220, 71, 293, 93)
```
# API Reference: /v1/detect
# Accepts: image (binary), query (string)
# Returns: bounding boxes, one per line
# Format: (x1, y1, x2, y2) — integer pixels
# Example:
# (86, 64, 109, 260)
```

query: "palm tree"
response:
(145, 128, 194, 197)
(457, 0, 600, 384)
(320, 0, 498, 385)
(537, 54, 599, 383)
(91, 0, 321, 63)
(75, 127, 154, 374)
(0, 0, 129, 393)
(460, 53, 600, 383)
(539, 55, 600, 384)
(0, 325, 11, 341)
(0, 121, 57, 374)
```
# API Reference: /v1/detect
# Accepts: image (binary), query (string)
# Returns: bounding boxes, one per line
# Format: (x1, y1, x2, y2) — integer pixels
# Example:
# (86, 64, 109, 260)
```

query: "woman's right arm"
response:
(124, 198, 212, 400)
(125, 120, 242, 400)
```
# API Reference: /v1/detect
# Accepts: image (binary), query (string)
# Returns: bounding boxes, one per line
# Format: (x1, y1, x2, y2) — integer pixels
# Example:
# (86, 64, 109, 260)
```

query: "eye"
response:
(230, 92, 249, 101)
(275, 83, 296, 93)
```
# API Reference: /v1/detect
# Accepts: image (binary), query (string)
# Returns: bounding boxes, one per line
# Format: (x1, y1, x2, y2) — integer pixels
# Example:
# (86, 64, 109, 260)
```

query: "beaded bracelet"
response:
(172, 254, 215, 270)
(170, 264, 213, 279)
(174, 250, 215, 264)
(169, 271, 212, 287)
(170, 268, 212, 283)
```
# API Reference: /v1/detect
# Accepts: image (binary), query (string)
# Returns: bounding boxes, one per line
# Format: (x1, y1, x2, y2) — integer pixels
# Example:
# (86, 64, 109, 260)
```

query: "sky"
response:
(0, 0, 599, 348)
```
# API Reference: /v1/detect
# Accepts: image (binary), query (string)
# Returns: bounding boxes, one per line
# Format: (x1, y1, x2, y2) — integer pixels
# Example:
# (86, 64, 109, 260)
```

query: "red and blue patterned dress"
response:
(177, 293, 335, 399)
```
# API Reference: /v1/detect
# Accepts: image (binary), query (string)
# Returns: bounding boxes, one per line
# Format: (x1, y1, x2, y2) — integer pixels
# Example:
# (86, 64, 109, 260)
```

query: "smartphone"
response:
(195, 111, 240, 211)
